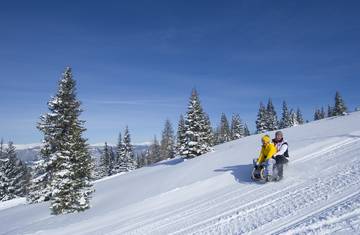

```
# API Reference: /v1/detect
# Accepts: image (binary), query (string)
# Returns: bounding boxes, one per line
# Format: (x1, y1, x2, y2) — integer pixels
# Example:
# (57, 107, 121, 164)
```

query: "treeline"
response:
(0, 67, 351, 215)
(97, 89, 251, 174)
(314, 92, 347, 120)
(255, 99, 304, 133)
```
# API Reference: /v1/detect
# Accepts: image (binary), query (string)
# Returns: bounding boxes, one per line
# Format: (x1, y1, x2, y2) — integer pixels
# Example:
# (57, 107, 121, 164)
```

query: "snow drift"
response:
(1, 112, 360, 234)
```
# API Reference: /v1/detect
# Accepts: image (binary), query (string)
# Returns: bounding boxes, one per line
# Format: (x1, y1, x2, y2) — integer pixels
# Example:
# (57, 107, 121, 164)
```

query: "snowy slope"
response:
(1, 112, 360, 235)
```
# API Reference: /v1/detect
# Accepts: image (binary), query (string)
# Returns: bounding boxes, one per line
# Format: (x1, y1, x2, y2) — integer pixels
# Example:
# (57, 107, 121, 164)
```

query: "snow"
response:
(1, 112, 360, 234)
(0, 197, 26, 211)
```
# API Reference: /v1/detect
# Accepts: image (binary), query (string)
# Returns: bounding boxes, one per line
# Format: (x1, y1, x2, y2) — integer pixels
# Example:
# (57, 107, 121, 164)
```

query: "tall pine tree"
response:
(98, 142, 113, 177)
(244, 123, 251, 136)
(160, 119, 176, 160)
(28, 67, 93, 214)
(217, 113, 231, 144)
(230, 114, 245, 140)
(266, 99, 278, 131)
(279, 101, 292, 129)
(117, 126, 137, 171)
(296, 108, 304, 124)
(148, 136, 161, 164)
(176, 115, 186, 155)
(333, 91, 347, 116)
(256, 102, 267, 133)
(181, 89, 211, 158)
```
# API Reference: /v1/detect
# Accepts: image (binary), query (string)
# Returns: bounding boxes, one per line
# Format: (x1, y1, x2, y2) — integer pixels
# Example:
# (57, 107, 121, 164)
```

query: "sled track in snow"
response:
(173, 155, 360, 234)
(274, 191, 360, 235)
(109, 137, 360, 235)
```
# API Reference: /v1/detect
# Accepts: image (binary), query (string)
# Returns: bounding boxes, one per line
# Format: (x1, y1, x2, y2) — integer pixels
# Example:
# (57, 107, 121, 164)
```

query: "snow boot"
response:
(266, 175, 273, 182)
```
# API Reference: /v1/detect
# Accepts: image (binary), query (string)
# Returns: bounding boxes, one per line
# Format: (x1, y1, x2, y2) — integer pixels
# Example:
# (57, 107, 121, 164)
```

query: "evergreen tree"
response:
(5, 142, 29, 198)
(0, 138, 6, 200)
(148, 136, 161, 164)
(290, 109, 299, 126)
(0, 138, 4, 159)
(230, 114, 245, 140)
(296, 108, 304, 124)
(109, 147, 115, 172)
(333, 91, 347, 116)
(266, 99, 278, 131)
(244, 123, 251, 136)
(176, 115, 186, 155)
(181, 89, 211, 158)
(203, 114, 215, 147)
(256, 102, 267, 133)
(136, 151, 148, 168)
(279, 101, 292, 129)
(98, 142, 112, 177)
(112, 132, 124, 174)
(314, 107, 325, 120)
(314, 108, 321, 120)
(327, 105, 334, 117)
(28, 67, 93, 214)
(217, 113, 231, 144)
(118, 126, 137, 171)
(320, 107, 326, 119)
(0, 142, 30, 201)
(160, 120, 176, 160)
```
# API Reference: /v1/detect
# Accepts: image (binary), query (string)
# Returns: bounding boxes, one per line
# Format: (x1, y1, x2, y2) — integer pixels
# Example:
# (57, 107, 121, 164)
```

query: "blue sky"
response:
(0, 0, 359, 145)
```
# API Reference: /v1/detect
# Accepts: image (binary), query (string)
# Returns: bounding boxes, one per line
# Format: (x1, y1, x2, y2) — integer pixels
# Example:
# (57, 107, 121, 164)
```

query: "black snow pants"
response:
(274, 155, 289, 177)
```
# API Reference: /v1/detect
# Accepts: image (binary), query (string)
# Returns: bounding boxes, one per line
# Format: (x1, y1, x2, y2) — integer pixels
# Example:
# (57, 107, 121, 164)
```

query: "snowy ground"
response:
(1, 112, 360, 235)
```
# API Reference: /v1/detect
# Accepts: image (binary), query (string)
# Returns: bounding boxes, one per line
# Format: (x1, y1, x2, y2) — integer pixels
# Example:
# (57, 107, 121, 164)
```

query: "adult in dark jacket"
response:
(272, 131, 289, 179)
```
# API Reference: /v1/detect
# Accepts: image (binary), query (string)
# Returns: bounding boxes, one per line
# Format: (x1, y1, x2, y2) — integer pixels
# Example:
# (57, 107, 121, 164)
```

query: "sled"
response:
(251, 164, 266, 182)
(251, 162, 282, 183)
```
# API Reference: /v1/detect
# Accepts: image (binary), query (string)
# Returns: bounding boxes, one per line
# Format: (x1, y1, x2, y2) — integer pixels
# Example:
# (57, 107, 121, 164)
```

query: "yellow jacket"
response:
(256, 143, 277, 164)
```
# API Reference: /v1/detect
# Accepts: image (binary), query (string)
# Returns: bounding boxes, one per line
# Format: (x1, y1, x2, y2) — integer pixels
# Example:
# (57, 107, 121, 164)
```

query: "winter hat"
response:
(261, 135, 271, 144)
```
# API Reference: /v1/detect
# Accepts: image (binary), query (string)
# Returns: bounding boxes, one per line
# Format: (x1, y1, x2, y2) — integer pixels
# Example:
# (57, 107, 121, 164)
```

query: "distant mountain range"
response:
(14, 144, 150, 164)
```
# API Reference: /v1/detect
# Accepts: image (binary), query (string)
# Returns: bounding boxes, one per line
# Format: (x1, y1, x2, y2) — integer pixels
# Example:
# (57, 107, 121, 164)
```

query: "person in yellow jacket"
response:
(253, 135, 277, 181)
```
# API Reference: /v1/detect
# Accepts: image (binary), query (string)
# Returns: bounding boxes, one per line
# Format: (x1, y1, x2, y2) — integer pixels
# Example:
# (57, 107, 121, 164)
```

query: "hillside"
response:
(1, 112, 360, 234)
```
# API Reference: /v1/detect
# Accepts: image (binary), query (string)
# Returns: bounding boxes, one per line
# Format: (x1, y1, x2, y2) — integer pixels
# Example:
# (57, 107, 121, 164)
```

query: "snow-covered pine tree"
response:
(279, 101, 292, 129)
(266, 99, 278, 131)
(0, 140, 10, 201)
(135, 151, 147, 168)
(296, 108, 304, 124)
(230, 114, 245, 140)
(203, 113, 215, 147)
(160, 119, 176, 160)
(290, 109, 299, 126)
(112, 132, 123, 174)
(27, 108, 56, 203)
(29, 67, 93, 214)
(4, 142, 29, 199)
(244, 123, 251, 136)
(99, 142, 112, 177)
(256, 102, 267, 133)
(213, 127, 220, 145)
(181, 89, 211, 158)
(118, 126, 137, 171)
(148, 136, 161, 164)
(320, 107, 326, 119)
(314, 108, 321, 120)
(109, 146, 115, 172)
(217, 113, 231, 144)
(327, 105, 334, 117)
(333, 91, 347, 116)
(0, 161, 8, 201)
(143, 149, 152, 165)
(176, 115, 186, 155)
(0, 139, 4, 159)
